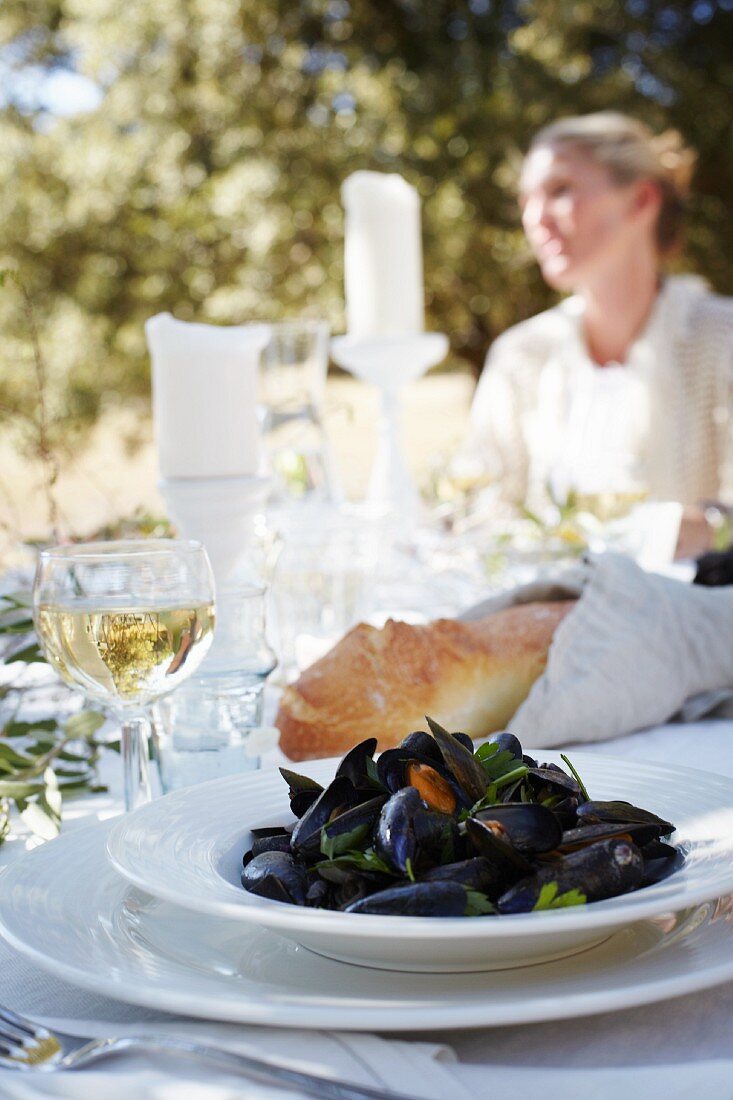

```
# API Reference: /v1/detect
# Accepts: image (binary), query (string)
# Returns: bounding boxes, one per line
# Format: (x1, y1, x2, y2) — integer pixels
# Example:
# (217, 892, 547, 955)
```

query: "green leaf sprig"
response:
(0, 591, 112, 845)
(532, 882, 587, 911)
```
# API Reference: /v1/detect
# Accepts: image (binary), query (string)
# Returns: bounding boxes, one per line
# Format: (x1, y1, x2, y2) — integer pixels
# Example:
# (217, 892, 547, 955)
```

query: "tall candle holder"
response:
(331, 333, 448, 520)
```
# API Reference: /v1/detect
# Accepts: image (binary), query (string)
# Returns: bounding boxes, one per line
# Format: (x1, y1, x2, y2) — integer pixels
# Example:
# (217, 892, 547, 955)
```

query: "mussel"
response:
(305, 878, 332, 908)
(558, 821, 661, 853)
(421, 856, 502, 895)
(290, 776, 360, 858)
(375, 787, 458, 875)
(241, 851, 308, 905)
(243, 833, 293, 867)
(464, 816, 534, 876)
(639, 840, 684, 886)
(427, 717, 489, 803)
(473, 802, 563, 855)
(399, 731, 443, 762)
(335, 738, 380, 791)
(405, 762, 458, 814)
(497, 837, 644, 913)
(483, 731, 523, 760)
(346, 881, 469, 917)
(576, 800, 674, 836)
(278, 768, 324, 818)
(319, 794, 387, 858)
(376, 747, 471, 812)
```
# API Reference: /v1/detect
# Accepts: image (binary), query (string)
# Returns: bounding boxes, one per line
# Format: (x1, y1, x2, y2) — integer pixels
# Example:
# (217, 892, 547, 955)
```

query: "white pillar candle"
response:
(342, 171, 424, 338)
(146, 313, 270, 479)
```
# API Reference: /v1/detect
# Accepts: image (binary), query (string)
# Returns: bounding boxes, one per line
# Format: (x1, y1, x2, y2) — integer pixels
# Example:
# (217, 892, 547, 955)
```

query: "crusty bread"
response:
(276, 600, 574, 761)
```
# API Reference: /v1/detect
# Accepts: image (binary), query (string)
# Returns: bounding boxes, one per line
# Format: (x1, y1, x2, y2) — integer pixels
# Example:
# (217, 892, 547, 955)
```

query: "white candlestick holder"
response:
(331, 333, 448, 520)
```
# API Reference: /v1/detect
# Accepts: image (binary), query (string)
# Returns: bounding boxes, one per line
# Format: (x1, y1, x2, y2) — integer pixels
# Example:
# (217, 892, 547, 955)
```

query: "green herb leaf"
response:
(315, 847, 396, 881)
(475, 743, 527, 784)
(560, 754, 591, 802)
(464, 889, 497, 916)
(320, 820, 372, 861)
(3, 719, 58, 737)
(6, 642, 45, 664)
(533, 882, 587, 911)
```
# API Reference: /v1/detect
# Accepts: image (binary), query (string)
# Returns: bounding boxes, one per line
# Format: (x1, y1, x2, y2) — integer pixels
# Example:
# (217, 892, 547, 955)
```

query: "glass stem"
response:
(121, 711, 153, 812)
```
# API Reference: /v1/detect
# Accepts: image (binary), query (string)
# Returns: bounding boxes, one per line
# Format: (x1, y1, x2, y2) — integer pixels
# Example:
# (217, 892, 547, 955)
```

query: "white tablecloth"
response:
(3, 718, 733, 1099)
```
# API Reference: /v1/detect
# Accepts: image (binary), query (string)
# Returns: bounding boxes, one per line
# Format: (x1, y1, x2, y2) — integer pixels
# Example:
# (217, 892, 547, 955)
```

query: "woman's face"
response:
(519, 144, 654, 291)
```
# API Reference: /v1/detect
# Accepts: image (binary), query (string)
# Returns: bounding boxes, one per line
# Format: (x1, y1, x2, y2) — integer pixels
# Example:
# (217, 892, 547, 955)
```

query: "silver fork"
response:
(0, 1003, 422, 1100)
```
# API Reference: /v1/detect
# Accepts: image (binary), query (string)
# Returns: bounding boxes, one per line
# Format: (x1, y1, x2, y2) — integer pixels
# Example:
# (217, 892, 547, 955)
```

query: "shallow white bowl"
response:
(106, 751, 733, 972)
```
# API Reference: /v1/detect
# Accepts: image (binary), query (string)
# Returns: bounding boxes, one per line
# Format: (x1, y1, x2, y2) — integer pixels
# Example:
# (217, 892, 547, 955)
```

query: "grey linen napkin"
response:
(460, 553, 733, 747)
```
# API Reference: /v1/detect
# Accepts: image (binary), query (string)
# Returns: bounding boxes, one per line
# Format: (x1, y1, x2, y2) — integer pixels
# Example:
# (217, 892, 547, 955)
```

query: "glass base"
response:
(152, 672, 270, 794)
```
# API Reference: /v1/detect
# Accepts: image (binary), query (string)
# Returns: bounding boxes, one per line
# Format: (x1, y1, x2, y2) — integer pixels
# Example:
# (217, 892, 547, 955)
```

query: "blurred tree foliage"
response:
(1, 0, 732, 445)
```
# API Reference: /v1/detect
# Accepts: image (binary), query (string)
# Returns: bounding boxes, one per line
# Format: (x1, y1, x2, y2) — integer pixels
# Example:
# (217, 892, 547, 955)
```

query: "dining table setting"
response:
(3, 169, 733, 1100)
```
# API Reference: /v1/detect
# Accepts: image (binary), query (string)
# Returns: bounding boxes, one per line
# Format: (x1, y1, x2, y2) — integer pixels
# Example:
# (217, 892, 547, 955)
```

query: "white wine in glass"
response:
(33, 540, 215, 811)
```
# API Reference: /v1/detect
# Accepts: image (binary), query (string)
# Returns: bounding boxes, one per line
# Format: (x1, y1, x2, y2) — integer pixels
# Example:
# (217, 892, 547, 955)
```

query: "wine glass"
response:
(33, 539, 215, 811)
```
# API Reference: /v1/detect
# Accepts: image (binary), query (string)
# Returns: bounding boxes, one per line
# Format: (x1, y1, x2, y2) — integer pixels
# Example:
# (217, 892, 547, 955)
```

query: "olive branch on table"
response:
(0, 590, 111, 846)
(0, 269, 113, 844)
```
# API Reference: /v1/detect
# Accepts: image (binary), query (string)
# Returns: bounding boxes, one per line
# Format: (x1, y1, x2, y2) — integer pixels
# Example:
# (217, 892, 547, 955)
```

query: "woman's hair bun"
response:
(649, 129, 697, 197)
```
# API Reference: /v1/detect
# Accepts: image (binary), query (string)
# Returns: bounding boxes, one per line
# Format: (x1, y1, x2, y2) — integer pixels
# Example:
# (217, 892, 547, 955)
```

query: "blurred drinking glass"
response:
(33, 539, 215, 811)
(259, 321, 340, 503)
(270, 511, 376, 681)
(151, 583, 277, 793)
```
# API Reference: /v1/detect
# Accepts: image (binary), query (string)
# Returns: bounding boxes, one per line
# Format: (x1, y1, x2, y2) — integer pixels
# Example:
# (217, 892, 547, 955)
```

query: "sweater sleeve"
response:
(717, 348, 733, 504)
(703, 295, 733, 504)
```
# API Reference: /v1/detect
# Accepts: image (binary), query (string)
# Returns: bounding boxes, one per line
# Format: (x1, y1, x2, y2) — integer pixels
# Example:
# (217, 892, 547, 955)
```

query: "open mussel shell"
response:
(290, 776, 360, 858)
(375, 787, 458, 875)
(452, 732, 475, 752)
(426, 717, 489, 803)
(527, 764, 582, 798)
(376, 747, 426, 793)
(639, 840, 685, 886)
(278, 767, 324, 818)
(576, 800, 674, 836)
(346, 881, 469, 917)
(319, 794, 387, 856)
(558, 821, 661, 853)
(421, 856, 502, 896)
(399, 731, 443, 762)
(474, 802, 563, 855)
(464, 817, 534, 875)
(497, 837, 645, 914)
(241, 851, 309, 905)
(335, 738, 379, 790)
(405, 762, 462, 814)
(376, 748, 470, 813)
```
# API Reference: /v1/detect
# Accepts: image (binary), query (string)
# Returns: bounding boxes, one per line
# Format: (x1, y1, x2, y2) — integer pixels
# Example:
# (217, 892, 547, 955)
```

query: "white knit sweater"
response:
(467, 276, 733, 507)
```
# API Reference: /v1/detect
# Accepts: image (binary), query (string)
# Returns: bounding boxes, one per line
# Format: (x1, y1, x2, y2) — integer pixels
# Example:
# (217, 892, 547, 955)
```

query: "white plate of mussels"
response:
(106, 727, 733, 973)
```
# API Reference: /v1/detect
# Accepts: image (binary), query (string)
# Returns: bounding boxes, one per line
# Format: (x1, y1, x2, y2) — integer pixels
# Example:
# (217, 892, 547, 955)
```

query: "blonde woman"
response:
(467, 112, 733, 534)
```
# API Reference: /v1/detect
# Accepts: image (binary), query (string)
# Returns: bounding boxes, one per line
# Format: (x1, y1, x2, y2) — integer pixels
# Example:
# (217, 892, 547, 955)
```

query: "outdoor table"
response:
(1, 711, 733, 1099)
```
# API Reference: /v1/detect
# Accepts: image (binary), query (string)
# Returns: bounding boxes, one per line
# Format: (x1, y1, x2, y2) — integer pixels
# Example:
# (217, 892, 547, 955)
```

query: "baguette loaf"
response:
(276, 600, 574, 760)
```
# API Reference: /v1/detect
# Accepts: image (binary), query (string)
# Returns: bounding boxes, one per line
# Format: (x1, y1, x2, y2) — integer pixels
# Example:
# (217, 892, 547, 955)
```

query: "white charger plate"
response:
(2, 820, 733, 1030)
(106, 751, 733, 972)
